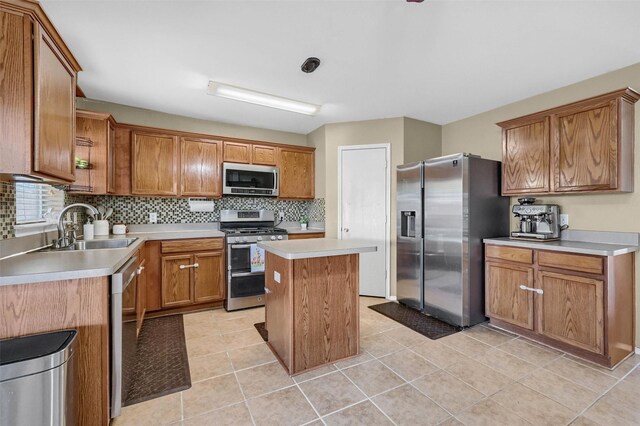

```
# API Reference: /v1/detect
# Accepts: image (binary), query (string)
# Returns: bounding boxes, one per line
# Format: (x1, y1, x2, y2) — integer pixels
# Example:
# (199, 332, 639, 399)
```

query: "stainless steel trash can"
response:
(0, 330, 78, 426)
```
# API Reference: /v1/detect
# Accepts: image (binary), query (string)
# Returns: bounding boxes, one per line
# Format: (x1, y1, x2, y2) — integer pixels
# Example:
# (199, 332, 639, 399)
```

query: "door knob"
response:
(344, 228, 349, 233)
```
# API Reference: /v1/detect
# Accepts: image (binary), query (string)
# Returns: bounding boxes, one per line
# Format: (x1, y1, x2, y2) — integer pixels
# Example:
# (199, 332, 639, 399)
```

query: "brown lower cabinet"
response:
(287, 232, 325, 240)
(145, 238, 225, 314)
(0, 277, 110, 425)
(485, 244, 634, 368)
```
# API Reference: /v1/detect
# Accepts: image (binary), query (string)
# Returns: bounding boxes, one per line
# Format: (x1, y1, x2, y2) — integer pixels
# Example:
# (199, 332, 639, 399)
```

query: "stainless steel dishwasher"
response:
(110, 255, 138, 418)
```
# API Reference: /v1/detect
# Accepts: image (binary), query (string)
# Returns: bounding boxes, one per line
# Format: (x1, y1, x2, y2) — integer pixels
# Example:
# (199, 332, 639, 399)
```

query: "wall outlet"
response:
(279, 211, 285, 221)
(149, 212, 158, 224)
(560, 214, 569, 227)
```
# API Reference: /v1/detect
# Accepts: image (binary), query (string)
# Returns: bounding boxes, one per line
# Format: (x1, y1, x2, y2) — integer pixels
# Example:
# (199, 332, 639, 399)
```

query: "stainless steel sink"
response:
(38, 238, 138, 252)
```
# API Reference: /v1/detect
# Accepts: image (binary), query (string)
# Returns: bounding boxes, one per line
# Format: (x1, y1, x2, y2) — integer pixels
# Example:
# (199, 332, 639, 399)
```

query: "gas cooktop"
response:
(221, 227, 287, 235)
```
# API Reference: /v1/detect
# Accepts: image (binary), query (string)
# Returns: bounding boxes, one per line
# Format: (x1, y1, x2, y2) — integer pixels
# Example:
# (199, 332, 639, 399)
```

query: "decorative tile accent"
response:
(308, 198, 325, 222)
(64, 193, 326, 226)
(0, 182, 17, 239)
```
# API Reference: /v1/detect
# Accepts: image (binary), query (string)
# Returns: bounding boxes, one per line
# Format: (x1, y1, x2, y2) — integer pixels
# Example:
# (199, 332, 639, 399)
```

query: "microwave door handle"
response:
(274, 170, 278, 190)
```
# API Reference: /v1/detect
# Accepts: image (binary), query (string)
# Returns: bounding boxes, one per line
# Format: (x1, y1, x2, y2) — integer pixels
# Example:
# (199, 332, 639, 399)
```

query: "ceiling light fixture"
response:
(207, 81, 321, 116)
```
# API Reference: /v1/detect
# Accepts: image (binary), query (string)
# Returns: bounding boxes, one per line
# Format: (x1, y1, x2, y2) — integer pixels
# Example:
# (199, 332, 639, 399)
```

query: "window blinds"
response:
(15, 183, 65, 224)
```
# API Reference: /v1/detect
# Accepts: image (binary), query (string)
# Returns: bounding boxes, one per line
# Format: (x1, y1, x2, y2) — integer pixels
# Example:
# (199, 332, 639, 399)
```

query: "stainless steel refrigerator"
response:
(396, 153, 509, 327)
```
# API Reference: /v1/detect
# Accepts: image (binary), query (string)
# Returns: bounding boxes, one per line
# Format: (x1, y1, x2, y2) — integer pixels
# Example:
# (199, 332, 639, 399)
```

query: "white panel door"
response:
(339, 146, 388, 297)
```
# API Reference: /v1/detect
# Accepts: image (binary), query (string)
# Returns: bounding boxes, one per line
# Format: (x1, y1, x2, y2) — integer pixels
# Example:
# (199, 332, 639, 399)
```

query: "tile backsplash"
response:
(65, 193, 325, 226)
(0, 183, 324, 239)
(0, 182, 17, 239)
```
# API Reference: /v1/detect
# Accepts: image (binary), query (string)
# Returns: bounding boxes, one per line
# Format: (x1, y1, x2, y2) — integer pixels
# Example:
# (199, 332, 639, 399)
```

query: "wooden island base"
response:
(264, 252, 360, 375)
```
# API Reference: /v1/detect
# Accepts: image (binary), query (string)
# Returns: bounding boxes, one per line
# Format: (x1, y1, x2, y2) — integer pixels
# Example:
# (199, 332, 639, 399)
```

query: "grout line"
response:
(562, 362, 640, 425)
(335, 369, 399, 426)
(295, 382, 325, 425)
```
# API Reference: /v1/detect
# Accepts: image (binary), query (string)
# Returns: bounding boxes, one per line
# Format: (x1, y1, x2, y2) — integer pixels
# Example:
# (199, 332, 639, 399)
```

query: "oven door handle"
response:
(230, 244, 253, 249)
(231, 271, 264, 278)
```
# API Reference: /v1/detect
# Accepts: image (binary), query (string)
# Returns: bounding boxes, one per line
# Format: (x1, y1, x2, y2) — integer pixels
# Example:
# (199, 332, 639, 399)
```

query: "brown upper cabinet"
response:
(223, 141, 277, 166)
(181, 137, 223, 197)
(0, 1, 81, 183)
(498, 88, 639, 196)
(278, 147, 315, 199)
(131, 131, 179, 196)
(70, 110, 116, 194)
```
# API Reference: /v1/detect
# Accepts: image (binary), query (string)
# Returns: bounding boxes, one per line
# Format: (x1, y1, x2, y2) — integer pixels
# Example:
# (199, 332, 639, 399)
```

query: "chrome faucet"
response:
(55, 203, 99, 249)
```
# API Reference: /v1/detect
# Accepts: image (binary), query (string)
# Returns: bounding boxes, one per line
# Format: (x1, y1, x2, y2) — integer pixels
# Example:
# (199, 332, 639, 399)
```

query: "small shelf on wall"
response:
(71, 136, 94, 193)
(76, 137, 94, 147)
(66, 184, 94, 193)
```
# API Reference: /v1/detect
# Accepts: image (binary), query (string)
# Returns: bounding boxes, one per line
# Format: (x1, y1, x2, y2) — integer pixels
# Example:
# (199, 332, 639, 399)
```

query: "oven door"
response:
(227, 243, 266, 309)
(223, 163, 278, 196)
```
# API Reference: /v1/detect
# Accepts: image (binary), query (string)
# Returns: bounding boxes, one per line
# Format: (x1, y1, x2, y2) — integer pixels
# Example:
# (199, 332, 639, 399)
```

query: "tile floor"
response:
(113, 297, 640, 426)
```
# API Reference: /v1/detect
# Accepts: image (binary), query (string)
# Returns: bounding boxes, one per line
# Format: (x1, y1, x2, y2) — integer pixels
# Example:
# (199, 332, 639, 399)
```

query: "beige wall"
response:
(442, 62, 640, 344)
(316, 116, 441, 297)
(404, 117, 442, 163)
(307, 125, 326, 198)
(76, 98, 308, 146)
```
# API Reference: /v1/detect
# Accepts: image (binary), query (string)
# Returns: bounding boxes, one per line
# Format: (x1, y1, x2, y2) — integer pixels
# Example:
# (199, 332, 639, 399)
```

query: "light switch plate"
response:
(274, 271, 281, 283)
(560, 214, 569, 227)
(149, 212, 158, 224)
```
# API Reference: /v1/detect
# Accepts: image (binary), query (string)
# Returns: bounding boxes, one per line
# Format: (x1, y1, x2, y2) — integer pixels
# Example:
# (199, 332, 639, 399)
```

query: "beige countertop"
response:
(258, 238, 377, 260)
(283, 227, 326, 235)
(0, 228, 224, 286)
(483, 237, 638, 256)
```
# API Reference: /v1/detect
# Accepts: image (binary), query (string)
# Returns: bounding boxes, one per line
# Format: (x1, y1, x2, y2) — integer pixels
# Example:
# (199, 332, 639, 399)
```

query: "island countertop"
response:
(258, 238, 377, 260)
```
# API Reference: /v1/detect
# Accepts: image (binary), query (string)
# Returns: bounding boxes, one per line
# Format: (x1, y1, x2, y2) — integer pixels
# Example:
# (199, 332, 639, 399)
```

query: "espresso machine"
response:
(511, 198, 562, 240)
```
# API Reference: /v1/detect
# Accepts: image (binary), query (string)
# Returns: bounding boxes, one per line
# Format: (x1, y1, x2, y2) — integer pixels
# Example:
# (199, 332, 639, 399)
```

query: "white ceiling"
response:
(42, 0, 640, 135)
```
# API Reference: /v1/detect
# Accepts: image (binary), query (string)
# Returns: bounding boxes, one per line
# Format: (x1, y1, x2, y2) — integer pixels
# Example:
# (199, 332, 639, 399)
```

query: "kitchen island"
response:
(257, 238, 376, 375)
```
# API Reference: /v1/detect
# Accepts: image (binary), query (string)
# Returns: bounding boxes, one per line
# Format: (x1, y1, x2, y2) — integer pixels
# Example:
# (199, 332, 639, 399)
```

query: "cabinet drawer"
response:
(288, 233, 325, 240)
(538, 251, 603, 275)
(161, 238, 224, 254)
(486, 245, 533, 264)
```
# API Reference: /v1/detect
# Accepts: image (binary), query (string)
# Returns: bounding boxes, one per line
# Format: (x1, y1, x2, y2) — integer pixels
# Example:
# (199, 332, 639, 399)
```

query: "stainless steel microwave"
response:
(222, 163, 279, 196)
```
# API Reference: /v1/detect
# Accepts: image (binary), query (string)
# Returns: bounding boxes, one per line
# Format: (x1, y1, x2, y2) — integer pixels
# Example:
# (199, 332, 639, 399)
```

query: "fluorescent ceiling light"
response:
(207, 81, 320, 116)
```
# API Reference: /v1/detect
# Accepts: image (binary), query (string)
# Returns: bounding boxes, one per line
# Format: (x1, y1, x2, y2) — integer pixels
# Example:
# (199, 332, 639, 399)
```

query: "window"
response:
(15, 183, 65, 224)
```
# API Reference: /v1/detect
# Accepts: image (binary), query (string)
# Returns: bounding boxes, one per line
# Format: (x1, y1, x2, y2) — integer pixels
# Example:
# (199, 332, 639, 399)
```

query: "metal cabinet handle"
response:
(519, 285, 543, 295)
(264, 287, 271, 294)
(137, 266, 145, 275)
(180, 263, 199, 270)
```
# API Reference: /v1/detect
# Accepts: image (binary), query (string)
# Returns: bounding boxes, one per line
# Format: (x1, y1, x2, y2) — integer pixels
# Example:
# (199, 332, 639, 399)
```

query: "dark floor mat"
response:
(369, 302, 461, 340)
(254, 322, 268, 342)
(124, 315, 191, 406)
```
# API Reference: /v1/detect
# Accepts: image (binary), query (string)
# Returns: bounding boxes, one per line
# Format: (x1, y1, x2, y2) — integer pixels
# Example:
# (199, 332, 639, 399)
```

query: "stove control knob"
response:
(229, 237, 235, 243)
(242, 237, 248, 242)
(257, 236, 262, 241)
(270, 236, 276, 241)
(277, 235, 283, 240)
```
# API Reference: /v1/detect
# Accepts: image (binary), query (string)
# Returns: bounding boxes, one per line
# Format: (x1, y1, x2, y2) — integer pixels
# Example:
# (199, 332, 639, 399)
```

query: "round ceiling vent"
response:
(301, 57, 321, 73)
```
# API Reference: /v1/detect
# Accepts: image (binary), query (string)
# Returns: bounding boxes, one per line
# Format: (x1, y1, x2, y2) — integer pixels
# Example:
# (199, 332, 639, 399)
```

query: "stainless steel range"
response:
(220, 209, 288, 311)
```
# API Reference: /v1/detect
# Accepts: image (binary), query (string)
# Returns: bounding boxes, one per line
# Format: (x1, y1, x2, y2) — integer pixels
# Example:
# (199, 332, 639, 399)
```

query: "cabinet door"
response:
(181, 137, 222, 197)
(278, 148, 314, 199)
(552, 100, 618, 192)
(106, 120, 116, 193)
(33, 25, 76, 182)
(223, 141, 251, 164)
(193, 252, 225, 303)
(485, 262, 534, 330)
(536, 271, 604, 354)
(161, 254, 194, 308)
(113, 126, 132, 195)
(252, 144, 277, 166)
(132, 131, 179, 195)
(0, 11, 32, 177)
(501, 117, 549, 195)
